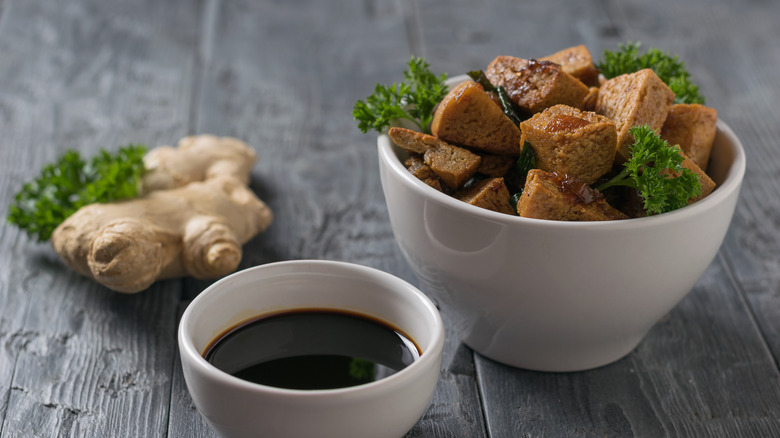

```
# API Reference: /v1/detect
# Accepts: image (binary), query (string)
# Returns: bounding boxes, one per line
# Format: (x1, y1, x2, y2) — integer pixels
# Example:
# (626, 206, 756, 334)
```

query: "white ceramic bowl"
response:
(178, 260, 444, 438)
(378, 77, 745, 371)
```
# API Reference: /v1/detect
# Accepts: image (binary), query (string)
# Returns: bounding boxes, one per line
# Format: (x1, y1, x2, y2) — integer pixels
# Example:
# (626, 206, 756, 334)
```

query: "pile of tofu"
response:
(388, 45, 718, 221)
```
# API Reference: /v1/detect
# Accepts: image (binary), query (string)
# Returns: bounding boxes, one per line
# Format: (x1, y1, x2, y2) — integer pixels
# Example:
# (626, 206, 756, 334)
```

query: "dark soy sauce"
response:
(203, 309, 421, 390)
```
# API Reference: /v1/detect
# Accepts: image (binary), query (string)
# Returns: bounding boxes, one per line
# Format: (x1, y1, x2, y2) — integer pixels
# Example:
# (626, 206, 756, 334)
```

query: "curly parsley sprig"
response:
(597, 125, 702, 215)
(353, 57, 448, 134)
(597, 42, 705, 104)
(7, 145, 147, 242)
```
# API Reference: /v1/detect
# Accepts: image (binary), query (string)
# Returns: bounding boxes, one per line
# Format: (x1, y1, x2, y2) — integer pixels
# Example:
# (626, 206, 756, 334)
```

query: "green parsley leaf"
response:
(597, 125, 702, 215)
(353, 57, 448, 134)
(7, 144, 147, 242)
(597, 42, 705, 104)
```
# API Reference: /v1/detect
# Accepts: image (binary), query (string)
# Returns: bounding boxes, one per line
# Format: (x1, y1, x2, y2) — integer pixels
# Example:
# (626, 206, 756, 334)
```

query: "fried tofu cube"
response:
(455, 177, 515, 215)
(389, 126, 448, 154)
(594, 69, 675, 164)
(583, 86, 599, 112)
(404, 155, 443, 191)
(476, 153, 516, 177)
(430, 81, 522, 156)
(424, 146, 482, 190)
(664, 150, 716, 204)
(660, 103, 718, 171)
(485, 56, 590, 113)
(516, 170, 628, 221)
(681, 152, 716, 203)
(520, 105, 617, 185)
(540, 45, 600, 87)
(388, 127, 482, 190)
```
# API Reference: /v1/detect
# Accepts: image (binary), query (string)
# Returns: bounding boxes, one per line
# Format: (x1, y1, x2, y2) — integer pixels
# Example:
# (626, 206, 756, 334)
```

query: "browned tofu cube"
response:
(389, 127, 481, 190)
(663, 150, 716, 204)
(660, 103, 718, 171)
(516, 170, 628, 221)
(389, 126, 448, 154)
(520, 105, 617, 185)
(594, 69, 675, 164)
(424, 145, 482, 190)
(682, 153, 715, 203)
(583, 86, 599, 112)
(485, 56, 590, 113)
(455, 177, 515, 215)
(430, 81, 522, 156)
(540, 45, 600, 87)
(404, 155, 443, 191)
(476, 153, 515, 177)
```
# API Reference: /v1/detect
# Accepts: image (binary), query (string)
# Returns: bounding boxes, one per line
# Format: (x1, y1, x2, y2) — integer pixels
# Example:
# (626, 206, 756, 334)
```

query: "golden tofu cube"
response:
(520, 105, 617, 185)
(516, 170, 627, 221)
(595, 69, 675, 164)
(455, 177, 515, 215)
(540, 45, 600, 87)
(431, 81, 522, 156)
(486, 56, 590, 113)
(660, 103, 718, 171)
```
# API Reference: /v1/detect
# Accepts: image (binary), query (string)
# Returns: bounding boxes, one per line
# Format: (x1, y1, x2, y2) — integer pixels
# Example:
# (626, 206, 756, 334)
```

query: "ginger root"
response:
(51, 135, 273, 293)
(141, 134, 257, 192)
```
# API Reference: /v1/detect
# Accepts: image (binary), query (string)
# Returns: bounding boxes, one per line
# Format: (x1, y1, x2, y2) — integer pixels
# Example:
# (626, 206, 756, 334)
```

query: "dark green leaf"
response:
(467, 70, 495, 91)
(7, 144, 147, 242)
(466, 70, 525, 125)
(509, 192, 523, 211)
(495, 86, 525, 125)
(353, 57, 448, 134)
(516, 142, 537, 184)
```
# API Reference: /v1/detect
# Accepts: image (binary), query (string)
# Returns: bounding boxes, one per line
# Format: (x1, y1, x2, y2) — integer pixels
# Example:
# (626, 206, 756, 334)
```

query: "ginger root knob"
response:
(51, 135, 273, 293)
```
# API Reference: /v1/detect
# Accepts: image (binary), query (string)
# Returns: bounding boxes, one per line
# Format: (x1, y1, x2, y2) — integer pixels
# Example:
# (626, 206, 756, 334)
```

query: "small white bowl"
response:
(178, 260, 445, 438)
(377, 76, 745, 371)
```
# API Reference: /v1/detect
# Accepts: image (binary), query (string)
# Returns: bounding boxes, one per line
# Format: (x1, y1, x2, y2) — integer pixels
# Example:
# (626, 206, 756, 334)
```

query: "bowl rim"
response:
(377, 75, 746, 230)
(178, 259, 445, 398)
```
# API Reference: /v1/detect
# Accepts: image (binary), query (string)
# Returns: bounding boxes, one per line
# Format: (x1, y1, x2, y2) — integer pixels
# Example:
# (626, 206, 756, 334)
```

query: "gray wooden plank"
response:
(168, 301, 213, 438)
(0, 0, 199, 436)
(167, 1, 488, 436)
(0, 0, 776, 437)
(476, 257, 780, 437)
(698, 0, 780, 368)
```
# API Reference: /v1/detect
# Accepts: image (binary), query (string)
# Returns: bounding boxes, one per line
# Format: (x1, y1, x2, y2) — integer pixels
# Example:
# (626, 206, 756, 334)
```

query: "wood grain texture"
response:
(0, 0, 197, 436)
(1, 0, 780, 437)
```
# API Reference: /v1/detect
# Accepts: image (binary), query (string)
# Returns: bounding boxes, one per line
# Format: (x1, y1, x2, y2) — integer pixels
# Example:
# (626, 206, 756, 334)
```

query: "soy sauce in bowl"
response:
(203, 309, 421, 390)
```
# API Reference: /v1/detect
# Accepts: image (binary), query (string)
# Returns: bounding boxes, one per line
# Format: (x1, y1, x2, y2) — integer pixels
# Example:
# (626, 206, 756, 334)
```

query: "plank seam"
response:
(187, 0, 220, 135)
(474, 356, 496, 438)
(717, 251, 780, 375)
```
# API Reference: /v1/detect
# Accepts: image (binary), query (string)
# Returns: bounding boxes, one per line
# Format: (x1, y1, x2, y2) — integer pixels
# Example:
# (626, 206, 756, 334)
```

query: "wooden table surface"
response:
(2, 0, 780, 436)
